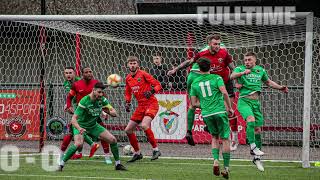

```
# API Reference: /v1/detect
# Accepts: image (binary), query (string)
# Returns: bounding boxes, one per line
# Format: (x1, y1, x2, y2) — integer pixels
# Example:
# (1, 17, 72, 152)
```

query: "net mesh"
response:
(0, 15, 319, 162)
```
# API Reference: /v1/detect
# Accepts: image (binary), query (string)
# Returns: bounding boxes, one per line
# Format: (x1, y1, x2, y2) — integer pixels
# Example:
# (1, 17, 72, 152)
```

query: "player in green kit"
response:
(60, 67, 99, 161)
(230, 52, 288, 172)
(58, 82, 127, 171)
(190, 58, 234, 179)
(63, 67, 81, 93)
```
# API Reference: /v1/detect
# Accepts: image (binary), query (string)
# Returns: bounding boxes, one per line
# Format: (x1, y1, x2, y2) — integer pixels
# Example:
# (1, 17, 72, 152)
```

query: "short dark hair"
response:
(154, 51, 162, 57)
(206, 34, 221, 43)
(245, 51, 257, 59)
(197, 58, 211, 72)
(127, 56, 139, 64)
(81, 66, 91, 73)
(64, 66, 75, 71)
(94, 82, 106, 90)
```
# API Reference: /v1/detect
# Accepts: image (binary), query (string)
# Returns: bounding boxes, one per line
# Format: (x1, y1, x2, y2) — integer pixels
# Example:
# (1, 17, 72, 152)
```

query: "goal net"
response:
(0, 14, 319, 165)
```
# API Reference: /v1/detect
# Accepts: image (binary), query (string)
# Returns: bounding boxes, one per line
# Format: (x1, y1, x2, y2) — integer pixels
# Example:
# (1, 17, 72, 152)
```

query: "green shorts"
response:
(187, 71, 201, 95)
(203, 113, 230, 139)
(237, 98, 264, 127)
(73, 123, 106, 140)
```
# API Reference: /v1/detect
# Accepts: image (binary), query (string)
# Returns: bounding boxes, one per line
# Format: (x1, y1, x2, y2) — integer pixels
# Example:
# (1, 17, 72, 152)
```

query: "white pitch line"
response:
(69, 160, 297, 168)
(0, 156, 298, 168)
(0, 174, 149, 180)
(1, 153, 313, 163)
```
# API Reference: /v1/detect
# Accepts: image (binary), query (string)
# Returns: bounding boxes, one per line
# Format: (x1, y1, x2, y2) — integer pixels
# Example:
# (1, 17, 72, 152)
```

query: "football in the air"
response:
(107, 74, 122, 87)
(123, 144, 133, 155)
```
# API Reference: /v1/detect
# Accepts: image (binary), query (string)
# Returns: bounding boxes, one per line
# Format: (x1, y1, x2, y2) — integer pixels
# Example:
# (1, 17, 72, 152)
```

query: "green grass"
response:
(0, 156, 319, 180)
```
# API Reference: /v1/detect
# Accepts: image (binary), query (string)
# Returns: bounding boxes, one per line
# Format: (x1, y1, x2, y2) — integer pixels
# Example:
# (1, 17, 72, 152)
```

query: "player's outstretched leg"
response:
(59, 134, 83, 171)
(221, 138, 231, 179)
(101, 140, 112, 164)
(186, 106, 196, 146)
(186, 71, 200, 146)
(110, 143, 126, 170)
(59, 126, 85, 170)
(253, 130, 264, 171)
(59, 133, 72, 162)
(61, 124, 83, 160)
(126, 121, 143, 163)
(81, 133, 99, 159)
(141, 115, 161, 161)
(59, 144, 80, 171)
(229, 91, 239, 152)
(126, 132, 143, 163)
(211, 137, 220, 176)
(246, 118, 264, 156)
(99, 128, 127, 171)
(59, 123, 74, 162)
(98, 122, 112, 164)
(229, 115, 239, 151)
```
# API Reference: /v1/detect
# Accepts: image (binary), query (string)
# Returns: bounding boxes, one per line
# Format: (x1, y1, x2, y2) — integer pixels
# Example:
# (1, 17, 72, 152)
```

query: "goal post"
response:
(302, 12, 314, 168)
(0, 14, 319, 168)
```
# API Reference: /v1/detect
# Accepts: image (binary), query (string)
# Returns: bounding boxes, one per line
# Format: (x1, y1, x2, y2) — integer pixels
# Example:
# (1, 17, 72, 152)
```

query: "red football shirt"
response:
(66, 79, 99, 107)
(125, 70, 162, 105)
(194, 48, 232, 83)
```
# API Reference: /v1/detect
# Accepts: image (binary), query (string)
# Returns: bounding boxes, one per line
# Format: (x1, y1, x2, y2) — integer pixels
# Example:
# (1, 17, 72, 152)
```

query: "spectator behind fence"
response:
(149, 55, 169, 91)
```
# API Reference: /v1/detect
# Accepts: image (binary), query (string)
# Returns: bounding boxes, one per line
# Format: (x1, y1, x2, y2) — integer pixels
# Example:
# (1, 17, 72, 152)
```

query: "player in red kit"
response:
(65, 67, 113, 164)
(124, 56, 162, 162)
(168, 34, 239, 150)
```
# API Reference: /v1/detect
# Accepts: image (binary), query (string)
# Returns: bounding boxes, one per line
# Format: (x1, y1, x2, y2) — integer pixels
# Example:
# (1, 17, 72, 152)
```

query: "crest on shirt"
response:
(158, 100, 182, 135)
(218, 58, 224, 63)
(137, 78, 141, 82)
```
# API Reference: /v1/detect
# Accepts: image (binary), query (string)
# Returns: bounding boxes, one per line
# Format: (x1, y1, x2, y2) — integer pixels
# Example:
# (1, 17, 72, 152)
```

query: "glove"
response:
(143, 89, 155, 99)
(125, 102, 131, 112)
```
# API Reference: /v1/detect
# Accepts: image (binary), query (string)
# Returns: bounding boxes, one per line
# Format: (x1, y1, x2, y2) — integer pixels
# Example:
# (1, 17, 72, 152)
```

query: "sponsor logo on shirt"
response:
(131, 86, 139, 93)
(210, 64, 222, 72)
(88, 108, 102, 116)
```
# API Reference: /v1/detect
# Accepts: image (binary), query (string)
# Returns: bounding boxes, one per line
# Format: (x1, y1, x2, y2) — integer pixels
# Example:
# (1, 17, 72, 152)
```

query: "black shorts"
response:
(225, 79, 235, 97)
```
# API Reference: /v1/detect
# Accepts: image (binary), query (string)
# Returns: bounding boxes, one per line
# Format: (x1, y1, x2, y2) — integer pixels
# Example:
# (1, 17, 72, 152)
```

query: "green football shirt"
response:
(190, 74, 226, 117)
(63, 76, 81, 93)
(233, 65, 269, 98)
(63, 76, 81, 106)
(75, 95, 112, 129)
(190, 62, 200, 73)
